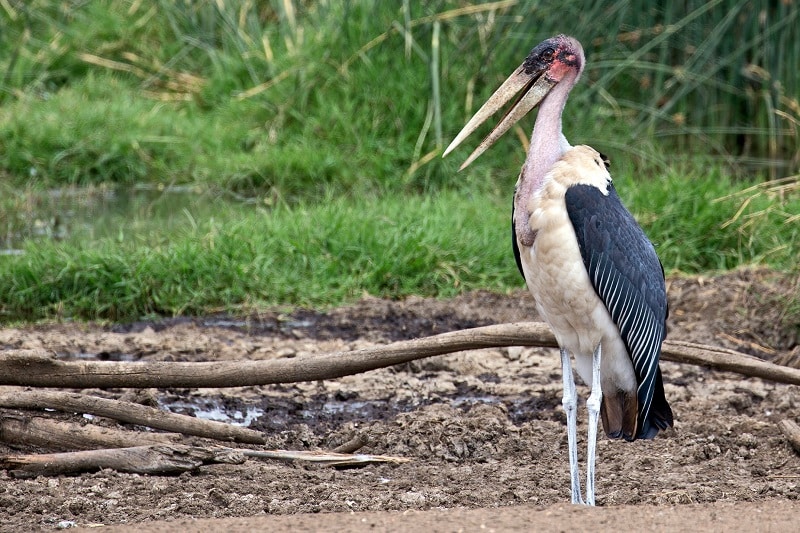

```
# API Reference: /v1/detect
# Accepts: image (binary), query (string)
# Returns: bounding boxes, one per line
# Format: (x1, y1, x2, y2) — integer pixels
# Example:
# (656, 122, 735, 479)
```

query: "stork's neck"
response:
(525, 75, 576, 193)
(514, 73, 578, 247)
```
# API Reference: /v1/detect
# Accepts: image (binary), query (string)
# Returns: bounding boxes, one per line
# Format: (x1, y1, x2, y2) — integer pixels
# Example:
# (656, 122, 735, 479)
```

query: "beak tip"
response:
(442, 139, 460, 159)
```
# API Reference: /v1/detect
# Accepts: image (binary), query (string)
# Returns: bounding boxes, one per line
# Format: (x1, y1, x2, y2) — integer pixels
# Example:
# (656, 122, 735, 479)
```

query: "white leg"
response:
(560, 348, 584, 505)
(585, 343, 603, 506)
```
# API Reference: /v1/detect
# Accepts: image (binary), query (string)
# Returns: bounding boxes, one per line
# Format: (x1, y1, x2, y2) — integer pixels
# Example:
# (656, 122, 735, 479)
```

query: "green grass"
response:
(1, 171, 797, 322)
(1, 1, 798, 194)
(0, 190, 514, 321)
(0, 1, 798, 323)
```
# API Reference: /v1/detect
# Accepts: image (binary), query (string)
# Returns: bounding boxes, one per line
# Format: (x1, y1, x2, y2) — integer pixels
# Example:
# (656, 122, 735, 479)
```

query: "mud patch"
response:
(0, 269, 799, 531)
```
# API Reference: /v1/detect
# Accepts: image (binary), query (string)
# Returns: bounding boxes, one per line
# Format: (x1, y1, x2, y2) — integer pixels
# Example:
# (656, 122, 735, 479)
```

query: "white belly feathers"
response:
(517, 146, 637, 394)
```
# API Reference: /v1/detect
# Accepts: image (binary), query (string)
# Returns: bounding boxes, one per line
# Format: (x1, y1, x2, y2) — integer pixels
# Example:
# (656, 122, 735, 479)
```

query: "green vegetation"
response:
(0, 1, 798, 322)
(0, 192, 510, 320)
(1, 172, 796, 323)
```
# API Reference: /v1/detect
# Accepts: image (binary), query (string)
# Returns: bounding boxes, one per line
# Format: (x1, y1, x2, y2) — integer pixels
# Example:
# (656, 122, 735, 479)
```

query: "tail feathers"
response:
(600, 390, 638, 441)
(601, 369, 673, 441)
(639, 368, 674, 439)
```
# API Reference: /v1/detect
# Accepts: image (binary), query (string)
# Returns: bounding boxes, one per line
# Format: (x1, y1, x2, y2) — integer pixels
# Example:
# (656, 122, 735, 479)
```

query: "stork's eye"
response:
(540, 47, 555, 61)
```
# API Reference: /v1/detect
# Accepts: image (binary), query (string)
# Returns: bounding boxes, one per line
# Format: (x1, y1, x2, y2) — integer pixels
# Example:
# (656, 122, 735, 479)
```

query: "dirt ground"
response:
(0, 268, 799, 531)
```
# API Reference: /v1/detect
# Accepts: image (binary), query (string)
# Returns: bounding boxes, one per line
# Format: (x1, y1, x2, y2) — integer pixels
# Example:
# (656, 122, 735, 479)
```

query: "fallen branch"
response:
(0, 322, 798, 388)
(778, 419, 800, 454)
(0, 445, 245, 478)
(0, 414, 182, 451)
(0, 324, 555, 388)
(236, 448, 410, 467)
(0, 445, 409, 477)
(660, 340, 800, 385)
(0, 391, 265, 444)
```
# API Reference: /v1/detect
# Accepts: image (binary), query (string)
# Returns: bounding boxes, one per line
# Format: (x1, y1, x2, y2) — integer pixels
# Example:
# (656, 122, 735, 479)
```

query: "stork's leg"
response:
(585, 343, 603, 506)
(560, 348, 584, 505)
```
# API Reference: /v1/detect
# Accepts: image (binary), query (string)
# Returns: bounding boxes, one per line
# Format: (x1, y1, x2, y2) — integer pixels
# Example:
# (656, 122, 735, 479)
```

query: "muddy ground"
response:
(0, 269, 799, 531)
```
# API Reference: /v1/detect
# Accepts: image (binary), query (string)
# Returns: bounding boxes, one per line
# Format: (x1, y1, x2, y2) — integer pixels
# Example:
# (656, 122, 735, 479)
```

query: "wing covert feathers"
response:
(565, 183, 673, 440)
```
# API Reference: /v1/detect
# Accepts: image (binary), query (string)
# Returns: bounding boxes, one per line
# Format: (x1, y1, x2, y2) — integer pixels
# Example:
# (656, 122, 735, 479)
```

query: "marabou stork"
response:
(443, 35, 673, 505)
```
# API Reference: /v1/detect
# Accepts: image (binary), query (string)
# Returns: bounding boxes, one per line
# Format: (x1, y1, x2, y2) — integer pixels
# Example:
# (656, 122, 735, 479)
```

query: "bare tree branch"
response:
(0, 322, 797, 389)
(0, 323, 552, 388)
(236, 448, 410, 466)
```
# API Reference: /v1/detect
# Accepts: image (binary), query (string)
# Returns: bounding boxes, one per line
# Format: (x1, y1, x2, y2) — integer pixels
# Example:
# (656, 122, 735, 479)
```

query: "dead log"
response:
(0, 391, 265, 445)
(0, 322, 798, 389)
(0, 415, 182, 451)
(778, 419, 800, 454)
(0, 445, 245, 478)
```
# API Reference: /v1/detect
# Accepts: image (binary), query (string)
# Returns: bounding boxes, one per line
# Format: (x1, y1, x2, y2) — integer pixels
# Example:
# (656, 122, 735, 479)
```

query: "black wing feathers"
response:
(511, 200, 525, 280)
(565, 183, 673, 439)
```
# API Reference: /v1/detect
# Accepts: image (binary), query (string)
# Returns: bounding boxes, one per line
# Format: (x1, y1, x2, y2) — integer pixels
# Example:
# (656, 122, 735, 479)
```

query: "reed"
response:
(1, 1, 797, 192)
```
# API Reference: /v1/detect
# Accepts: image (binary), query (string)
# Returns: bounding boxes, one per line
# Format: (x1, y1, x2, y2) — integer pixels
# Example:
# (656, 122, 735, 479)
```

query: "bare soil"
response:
(1, 268, 799, 531)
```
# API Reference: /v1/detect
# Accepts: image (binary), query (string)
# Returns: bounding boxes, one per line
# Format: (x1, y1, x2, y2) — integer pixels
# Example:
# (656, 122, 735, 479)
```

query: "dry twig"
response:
(332, 434, 369, 454)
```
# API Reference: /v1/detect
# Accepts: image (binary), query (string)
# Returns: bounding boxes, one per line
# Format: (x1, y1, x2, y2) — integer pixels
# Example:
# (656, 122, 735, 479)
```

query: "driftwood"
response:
(0, 391, 265, 445)
(0, 445, 245, 477)
(0, 323, 798, 389)
(0, 415, 182, 451)
(778, 419, 800, 454)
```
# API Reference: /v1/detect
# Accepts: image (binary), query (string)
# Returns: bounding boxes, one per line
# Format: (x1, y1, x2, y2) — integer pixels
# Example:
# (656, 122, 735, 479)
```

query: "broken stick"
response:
(0, 445, 245, 478)
(0, 323, 798, 388)
(0, 391, 265, 444)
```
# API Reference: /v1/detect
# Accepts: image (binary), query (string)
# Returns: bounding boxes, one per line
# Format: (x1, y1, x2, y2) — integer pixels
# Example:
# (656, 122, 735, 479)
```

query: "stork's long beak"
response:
(442, 64, 555, 171)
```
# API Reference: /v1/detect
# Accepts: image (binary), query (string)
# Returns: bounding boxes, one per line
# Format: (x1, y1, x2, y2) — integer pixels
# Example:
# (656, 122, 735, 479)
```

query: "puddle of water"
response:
(160, 398, 264, 427)
(65, 352, 138, 362)
(451, 395, 501, 408)
(1, 185, 252, 252)
(315, 399, 380, 417)
(283, 319, 315, 329)
(202, 318, 248, 328)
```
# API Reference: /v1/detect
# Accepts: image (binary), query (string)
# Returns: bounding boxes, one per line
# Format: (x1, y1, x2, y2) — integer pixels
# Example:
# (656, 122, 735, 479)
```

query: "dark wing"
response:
(511, 199, 524, 280)
(565, 182, 673, 439)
